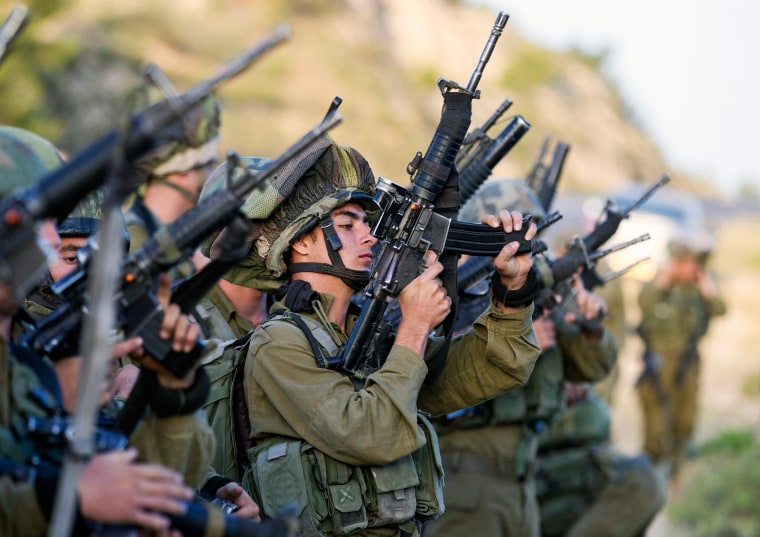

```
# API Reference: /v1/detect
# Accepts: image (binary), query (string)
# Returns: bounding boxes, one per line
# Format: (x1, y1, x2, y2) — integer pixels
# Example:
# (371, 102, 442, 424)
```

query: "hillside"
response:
(1, 0, 681, 194)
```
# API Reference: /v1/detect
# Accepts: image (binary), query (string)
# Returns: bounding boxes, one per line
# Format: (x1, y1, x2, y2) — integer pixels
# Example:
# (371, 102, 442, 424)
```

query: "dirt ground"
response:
(604, 213, 760, 536)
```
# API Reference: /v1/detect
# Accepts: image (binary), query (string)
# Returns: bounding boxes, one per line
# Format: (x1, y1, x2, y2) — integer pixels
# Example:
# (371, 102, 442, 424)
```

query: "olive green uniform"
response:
(244, 293, 540, 536)
(637, 280, 725, 465)
(0, 336, 215, 536)
(423, 312, 616, 537)
(123, 196, 196, 282)
(535, 388, 665, 537)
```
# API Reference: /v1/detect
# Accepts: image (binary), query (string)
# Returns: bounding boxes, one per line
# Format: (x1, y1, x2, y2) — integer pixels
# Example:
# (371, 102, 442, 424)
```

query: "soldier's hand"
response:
(533, 313, 556, 351)
(396, 251, 451, 356)
(563, 274, 607, 324)
(54, 337, 144, 412)
(130, 275, 200, 389)
(78, 448, 193, 531)
(215, 481, 261, 521)
(485, 210, 536, 291)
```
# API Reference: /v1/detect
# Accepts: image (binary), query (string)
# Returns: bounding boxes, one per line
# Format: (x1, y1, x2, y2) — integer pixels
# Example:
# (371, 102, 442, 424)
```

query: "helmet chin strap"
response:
(287, 217, 370, 292)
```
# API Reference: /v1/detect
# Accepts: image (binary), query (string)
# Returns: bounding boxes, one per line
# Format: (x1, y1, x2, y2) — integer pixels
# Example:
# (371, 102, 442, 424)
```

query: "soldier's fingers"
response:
(498, 210, 514, 232)
(480, 213, 500, 228)
(509, 210, 523, 231)
(130, 511, 171, 532)
(112, 337, 143, 358)
(160, 303, 181, 340)
(170, 314, 196, 353)
(156, 274, 171, 309)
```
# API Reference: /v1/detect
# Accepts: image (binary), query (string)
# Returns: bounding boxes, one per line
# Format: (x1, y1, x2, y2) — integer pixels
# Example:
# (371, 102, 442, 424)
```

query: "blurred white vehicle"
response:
(582, 183, 709, 281)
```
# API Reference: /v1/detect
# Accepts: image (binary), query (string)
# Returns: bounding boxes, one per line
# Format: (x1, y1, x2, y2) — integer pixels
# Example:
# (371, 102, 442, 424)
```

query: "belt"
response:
(440, 451, 520, 481)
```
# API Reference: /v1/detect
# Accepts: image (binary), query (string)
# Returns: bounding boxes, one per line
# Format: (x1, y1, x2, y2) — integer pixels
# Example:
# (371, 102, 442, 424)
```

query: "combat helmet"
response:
(459, 177, 547, 224)
(136, 94, 221, 179)
(0, 127, 62, 297)
(199, 135, 377, 292)
(0, 125, 62, 198)
(667, 229, 714, 265)
(57, 188, 104, 238)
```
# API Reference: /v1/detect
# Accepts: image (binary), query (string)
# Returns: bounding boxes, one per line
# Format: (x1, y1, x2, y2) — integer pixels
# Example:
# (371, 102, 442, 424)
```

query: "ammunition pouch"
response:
(248, 416, 444, 535)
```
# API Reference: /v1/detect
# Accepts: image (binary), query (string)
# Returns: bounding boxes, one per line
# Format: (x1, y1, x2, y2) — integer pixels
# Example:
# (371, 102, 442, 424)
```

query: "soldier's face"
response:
(298, 203, 377, 273)
(330, 203, 377, 272)
(48, 236, 87, 282)
(671, 255, 701, 283)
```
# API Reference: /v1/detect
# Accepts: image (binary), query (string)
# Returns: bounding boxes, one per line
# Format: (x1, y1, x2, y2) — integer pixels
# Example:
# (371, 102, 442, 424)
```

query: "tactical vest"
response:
(243, 310, 445, 537)
(437, 345, 566, 433)
(0, 341, 64, 466)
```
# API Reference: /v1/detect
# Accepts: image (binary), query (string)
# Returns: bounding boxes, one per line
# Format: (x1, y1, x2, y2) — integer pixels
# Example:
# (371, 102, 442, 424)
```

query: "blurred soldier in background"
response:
(636, 232, 726, 476)
(423, 178, 617, 537)
(535, 381, 665, 537)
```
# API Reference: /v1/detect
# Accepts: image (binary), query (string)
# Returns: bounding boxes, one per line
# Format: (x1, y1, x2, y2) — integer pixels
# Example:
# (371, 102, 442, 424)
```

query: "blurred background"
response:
(3, 0, 759, 534)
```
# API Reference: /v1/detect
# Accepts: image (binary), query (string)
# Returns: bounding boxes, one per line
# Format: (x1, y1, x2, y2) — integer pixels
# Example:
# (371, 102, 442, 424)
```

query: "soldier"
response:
(535, 382, 665, 537)
(423, 178, 617, 537)
(0, 128, 203, 535)
(636, 231, 726, 475)
(2, 126, 261, 520)
(123, 93, 221, 280)
(221, 136, 540, 536)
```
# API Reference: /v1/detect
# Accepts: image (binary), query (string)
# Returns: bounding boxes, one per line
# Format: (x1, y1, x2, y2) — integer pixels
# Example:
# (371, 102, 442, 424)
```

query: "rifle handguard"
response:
(490, 267, 539, 309)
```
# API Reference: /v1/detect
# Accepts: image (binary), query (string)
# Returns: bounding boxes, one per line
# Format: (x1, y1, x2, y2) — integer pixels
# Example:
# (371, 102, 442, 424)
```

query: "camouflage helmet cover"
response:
(0, 126, 61, 198)
(459, 177, 547, 224)
(667, 229, 713, 263)
(57, 188, 105, 237)
(199, 135, 376, 291)
(136, 94, 221, 177)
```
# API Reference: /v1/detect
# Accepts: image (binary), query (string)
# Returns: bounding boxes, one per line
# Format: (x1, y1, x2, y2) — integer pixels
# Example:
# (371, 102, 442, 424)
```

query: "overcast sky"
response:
(473, 0, 759, 198)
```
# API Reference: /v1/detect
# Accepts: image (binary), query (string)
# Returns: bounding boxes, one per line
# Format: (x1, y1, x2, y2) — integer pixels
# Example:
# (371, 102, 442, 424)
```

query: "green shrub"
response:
(669, 429, 760, 536)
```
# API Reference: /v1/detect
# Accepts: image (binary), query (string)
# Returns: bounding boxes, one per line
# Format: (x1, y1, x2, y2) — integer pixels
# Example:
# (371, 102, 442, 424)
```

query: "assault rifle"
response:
(23, 100, 343, 378)
(0, 24, 289, 302)
(525, 135, 570, 213)
(340, 12, 535, 379)
(533, 234, 651, 332)
(456, 97, 531, 205)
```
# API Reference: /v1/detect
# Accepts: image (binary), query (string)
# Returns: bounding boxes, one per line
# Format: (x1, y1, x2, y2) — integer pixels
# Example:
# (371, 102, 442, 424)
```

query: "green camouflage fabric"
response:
(0, 126, 63, 173)
(136, 94, 221, 177)
(57, 187, 104, 237)
(460, 177, 547, 224)
(0, 128, 58, 198)
(199, 135, 376, 291)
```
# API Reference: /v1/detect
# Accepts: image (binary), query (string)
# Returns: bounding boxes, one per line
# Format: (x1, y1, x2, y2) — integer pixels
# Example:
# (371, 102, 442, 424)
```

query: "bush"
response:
(669, 429, 760, 537)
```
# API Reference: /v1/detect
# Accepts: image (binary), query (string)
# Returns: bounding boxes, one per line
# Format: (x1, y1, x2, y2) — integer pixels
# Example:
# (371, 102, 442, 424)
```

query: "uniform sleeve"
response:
(246, 321, 428, 467)
(0, 476, 48, 537)
(130, 411, 216, 489)
(637, 282, 664, 343)
(417, 302, 540, 416)
(555, 319, 617, 383)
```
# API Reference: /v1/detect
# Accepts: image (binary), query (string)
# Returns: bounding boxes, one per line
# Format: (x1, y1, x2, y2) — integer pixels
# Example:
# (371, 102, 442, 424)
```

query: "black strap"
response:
(491, 268, 539, 309)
